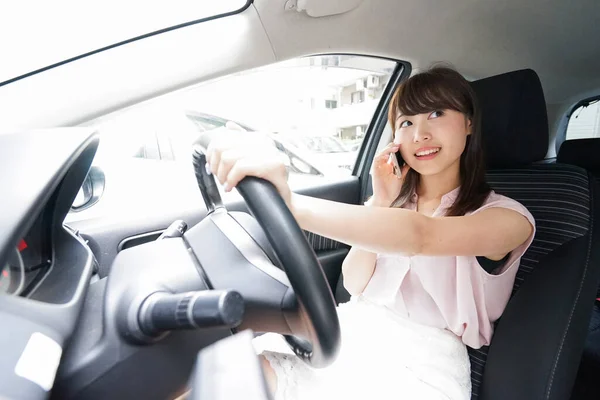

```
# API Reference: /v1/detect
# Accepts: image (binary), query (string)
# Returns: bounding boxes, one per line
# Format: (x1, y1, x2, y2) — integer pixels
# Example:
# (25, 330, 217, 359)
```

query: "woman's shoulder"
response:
(472, 190, 535, 226)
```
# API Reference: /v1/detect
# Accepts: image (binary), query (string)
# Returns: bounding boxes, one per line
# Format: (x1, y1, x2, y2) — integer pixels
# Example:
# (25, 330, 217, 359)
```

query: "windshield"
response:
(0, 0, 249, 85)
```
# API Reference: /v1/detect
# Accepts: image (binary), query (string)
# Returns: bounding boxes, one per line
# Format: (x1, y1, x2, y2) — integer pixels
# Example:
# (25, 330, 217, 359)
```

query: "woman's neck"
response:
(417, 161, 461, 201)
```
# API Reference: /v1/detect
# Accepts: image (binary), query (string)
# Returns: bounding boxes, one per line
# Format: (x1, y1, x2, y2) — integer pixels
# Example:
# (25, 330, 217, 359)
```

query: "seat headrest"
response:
(471, 69, 549, 169)
(558, 138, 600, 171)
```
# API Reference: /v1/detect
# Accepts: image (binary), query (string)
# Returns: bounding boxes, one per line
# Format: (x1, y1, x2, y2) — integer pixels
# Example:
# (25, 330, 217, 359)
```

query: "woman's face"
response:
(393, 109, 471, 176)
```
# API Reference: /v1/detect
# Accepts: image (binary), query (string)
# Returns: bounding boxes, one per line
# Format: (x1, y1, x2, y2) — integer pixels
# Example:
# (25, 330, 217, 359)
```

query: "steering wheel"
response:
(189, 144, 341, 368)
(48, 137, 341, 399)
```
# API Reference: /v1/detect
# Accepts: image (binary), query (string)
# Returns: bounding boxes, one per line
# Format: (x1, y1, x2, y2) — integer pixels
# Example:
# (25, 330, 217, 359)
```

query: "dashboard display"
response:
(0, 214, 50, 296)
(21, 213, 48, 271)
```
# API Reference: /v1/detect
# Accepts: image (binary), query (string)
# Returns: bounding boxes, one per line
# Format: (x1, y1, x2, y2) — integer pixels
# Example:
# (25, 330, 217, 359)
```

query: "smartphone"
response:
(389, 151, 404, 177)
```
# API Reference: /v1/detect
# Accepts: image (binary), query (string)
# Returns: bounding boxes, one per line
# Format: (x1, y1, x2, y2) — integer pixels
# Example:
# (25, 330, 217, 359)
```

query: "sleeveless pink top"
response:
(361, 188, 536, 349)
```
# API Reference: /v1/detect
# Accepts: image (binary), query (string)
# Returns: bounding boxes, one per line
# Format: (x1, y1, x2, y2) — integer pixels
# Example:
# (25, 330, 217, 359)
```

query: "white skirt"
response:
(253, 296, 471, 400)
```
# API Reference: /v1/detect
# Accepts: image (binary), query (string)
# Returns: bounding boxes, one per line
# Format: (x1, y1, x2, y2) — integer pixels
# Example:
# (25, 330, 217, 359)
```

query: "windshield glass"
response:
(0, 0, 249, 85)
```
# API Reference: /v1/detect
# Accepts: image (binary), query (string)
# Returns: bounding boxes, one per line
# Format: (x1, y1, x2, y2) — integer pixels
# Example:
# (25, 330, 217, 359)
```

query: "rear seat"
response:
(557, 138, 600, 400)
(558, 138, 600, 182)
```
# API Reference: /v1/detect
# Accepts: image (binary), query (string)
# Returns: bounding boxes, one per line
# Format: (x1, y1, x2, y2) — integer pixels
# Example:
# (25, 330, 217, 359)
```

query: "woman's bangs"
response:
(396, 75, 466, 117)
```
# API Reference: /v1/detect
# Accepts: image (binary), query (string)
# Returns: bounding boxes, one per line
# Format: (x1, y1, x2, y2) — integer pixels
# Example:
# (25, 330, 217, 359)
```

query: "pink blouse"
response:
(361, 187, 536, 349)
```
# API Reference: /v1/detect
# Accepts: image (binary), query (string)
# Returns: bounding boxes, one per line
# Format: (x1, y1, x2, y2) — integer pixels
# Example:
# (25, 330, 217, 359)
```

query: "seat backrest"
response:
(557, 138, 600, 300)
(558, 138, 600, 180)
(470, 69, 600, 400)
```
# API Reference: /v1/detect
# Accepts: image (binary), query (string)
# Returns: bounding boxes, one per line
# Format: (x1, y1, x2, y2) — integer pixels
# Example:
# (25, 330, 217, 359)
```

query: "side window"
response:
(177, 55, 396, 178)
(72, 55, 397, 218)
(565, 100, 600, 140)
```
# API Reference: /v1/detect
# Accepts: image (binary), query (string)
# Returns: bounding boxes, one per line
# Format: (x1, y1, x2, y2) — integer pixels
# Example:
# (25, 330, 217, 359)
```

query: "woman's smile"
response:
(414, 146, 441, 160)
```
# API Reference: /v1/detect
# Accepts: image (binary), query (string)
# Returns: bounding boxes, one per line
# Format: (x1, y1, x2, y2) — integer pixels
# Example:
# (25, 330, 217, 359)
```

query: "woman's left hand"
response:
(205, 122, 293, 208)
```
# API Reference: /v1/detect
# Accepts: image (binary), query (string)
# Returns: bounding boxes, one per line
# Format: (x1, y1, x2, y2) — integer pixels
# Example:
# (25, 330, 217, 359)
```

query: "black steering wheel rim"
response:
(192, 146, 341, 368)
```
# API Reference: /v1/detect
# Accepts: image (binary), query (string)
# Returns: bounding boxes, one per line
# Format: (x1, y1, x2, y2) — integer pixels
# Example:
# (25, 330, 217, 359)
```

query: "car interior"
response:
(1, 1, 600, 399)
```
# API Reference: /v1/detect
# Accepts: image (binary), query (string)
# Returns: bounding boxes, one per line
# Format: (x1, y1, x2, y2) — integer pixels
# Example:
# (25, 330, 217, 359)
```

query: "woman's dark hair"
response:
(388, 66, 490, 216)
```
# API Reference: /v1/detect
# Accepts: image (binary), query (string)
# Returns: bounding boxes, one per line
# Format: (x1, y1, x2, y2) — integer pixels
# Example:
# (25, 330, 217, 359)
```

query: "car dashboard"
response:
(1, 211, 52, 296)
(0, 128, 99, 399)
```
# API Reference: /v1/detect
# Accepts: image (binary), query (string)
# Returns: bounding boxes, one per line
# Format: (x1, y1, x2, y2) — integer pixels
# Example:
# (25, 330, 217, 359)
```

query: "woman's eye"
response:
(430, 110, 444, 119)
(399, 120, 412, 128)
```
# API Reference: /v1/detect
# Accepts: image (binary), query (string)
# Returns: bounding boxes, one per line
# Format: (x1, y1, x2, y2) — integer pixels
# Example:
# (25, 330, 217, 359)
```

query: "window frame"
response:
(557, 94, 600, 154)
(83, 54, 408, 189)
(343, 58, 409, 200)
(176, 53, 406, 181)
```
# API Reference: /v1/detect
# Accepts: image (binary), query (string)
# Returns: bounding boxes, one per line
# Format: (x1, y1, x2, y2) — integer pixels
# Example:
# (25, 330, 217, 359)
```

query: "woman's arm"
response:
(204, 129, 532, 259)
(291, 194, 533, 258)
(340, 197, 389, 296)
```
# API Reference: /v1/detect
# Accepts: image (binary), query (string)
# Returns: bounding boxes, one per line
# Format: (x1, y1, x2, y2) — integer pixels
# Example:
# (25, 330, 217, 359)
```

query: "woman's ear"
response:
(466, 117, 473, 136)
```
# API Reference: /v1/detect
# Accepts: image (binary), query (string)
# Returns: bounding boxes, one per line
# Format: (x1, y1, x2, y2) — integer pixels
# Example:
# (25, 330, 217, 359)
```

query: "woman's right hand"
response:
(370, 143, 409, 206)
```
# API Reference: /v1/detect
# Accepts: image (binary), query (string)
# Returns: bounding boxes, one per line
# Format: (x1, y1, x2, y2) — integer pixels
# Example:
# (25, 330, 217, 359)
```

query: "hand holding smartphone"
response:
(371, 143, 405, 204)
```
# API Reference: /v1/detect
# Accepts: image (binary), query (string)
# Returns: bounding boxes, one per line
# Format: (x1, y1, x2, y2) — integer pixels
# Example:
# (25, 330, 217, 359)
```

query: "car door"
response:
(65, 55, 406, 294)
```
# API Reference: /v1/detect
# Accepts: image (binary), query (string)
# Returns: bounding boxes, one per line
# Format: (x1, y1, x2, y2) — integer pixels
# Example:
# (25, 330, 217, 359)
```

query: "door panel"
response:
(318, 248, 350, 293)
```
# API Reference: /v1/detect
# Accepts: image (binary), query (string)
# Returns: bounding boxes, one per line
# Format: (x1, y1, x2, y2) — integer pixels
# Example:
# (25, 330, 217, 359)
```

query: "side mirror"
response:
(71, 166, 105, 212)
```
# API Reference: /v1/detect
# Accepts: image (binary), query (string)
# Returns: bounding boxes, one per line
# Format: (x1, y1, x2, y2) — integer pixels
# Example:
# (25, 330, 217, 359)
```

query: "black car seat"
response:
(468, 69, 600, 400)
(557, 138, 600, 399)
(558, 138, 600, 182)
(335, 69, 600, 400)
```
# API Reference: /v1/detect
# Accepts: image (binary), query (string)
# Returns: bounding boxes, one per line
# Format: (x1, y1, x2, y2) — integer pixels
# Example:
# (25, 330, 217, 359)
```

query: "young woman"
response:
(205, 66, 535, 400)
